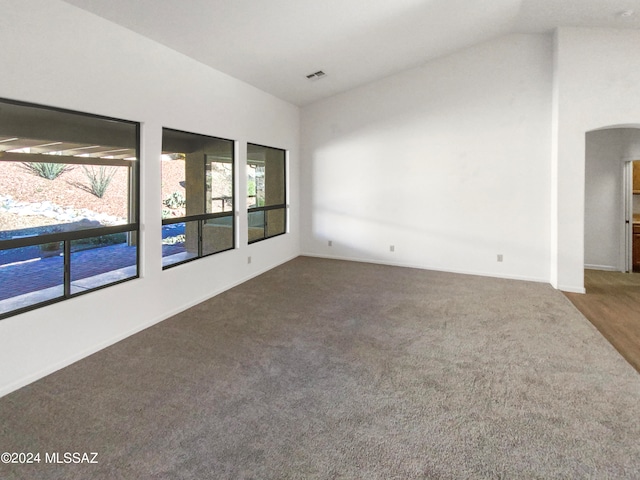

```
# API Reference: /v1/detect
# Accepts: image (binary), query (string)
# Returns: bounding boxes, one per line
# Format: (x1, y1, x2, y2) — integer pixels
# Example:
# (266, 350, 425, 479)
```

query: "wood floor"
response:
(565, 269, 640, 373)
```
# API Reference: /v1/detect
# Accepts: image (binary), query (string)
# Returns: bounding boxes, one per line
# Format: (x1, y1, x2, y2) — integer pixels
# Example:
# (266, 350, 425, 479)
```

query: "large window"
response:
(247, 144, 286, 243)
(0, 98, 139, 319)
(161, 128, 234, 268)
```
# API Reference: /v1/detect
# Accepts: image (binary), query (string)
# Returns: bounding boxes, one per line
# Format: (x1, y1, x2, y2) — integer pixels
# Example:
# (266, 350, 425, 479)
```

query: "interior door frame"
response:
(623, 159, 634, 273)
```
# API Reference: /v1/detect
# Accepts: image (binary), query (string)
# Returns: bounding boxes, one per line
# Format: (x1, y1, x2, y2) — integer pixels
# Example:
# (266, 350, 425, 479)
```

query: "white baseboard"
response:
(558, 285, 586, 294)
(584, 264, 620, 272)
(301, 252, 550, 285)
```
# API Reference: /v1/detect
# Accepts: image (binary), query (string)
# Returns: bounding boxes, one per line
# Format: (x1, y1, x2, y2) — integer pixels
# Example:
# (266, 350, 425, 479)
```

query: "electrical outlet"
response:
(328, 240, 332, 247)
(497, 254, 503, 262)
(390, 245, 395, 252)
(248, 256, 252, 264)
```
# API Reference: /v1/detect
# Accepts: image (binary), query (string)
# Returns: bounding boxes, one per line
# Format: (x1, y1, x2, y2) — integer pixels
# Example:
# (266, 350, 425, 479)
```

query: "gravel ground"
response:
(0, 159, 186, 231)
(0, 211, 60, 231)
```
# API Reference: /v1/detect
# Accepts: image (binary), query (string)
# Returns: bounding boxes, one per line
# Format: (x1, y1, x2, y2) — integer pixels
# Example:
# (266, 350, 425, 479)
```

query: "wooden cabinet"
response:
(634, 224, 640, 273)
(633, 163, 640, 272)
(634, 161, 640, 194)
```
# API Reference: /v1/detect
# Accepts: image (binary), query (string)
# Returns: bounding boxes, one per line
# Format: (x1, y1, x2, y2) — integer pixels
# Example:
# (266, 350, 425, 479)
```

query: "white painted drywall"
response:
(622, 129, 640, 161)
(584, 129, 624, 271)
(301, 34, 553, 283)
(0, 0, 300, 397)
(553, 28, 640, 292)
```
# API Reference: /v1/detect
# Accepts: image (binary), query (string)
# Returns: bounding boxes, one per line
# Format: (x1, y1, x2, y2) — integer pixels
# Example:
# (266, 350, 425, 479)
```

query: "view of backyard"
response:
(0, 98, 142, 318)
(1, 127, 274, 314)
(0, 160, 129, 232)
(0, 156, 139, 314)
(160, 148, 235, 267)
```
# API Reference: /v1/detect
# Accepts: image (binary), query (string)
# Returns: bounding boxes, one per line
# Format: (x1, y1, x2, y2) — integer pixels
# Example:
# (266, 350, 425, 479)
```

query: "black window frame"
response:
(161, 127, 235, 269)
(247, 143, 287, 244)
(0, 97, 140, 320)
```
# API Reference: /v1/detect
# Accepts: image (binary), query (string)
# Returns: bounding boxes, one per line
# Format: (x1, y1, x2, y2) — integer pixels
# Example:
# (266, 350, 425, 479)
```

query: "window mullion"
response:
(63, 239, 71, 298)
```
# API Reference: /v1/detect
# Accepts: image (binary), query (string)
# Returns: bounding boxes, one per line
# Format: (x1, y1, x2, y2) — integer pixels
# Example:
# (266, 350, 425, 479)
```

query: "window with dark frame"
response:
(247, 144, 286, 243)
(161, 128, 235, 268)
(0, 98, 140, 319)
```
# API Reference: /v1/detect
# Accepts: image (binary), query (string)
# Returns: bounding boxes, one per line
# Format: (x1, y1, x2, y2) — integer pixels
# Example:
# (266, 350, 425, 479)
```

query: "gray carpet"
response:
(1, 256, 639, 479)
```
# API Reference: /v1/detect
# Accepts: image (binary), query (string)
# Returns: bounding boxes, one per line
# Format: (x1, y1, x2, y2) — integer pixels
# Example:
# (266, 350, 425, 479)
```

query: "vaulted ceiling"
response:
(62, 0, 640, 106)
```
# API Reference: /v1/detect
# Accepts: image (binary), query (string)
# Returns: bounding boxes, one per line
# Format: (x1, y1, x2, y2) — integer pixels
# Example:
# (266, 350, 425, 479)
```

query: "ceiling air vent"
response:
(306, 70, 327, 81)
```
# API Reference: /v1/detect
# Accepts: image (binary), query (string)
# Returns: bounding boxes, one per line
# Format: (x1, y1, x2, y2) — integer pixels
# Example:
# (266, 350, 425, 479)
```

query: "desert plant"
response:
(72, 232, 128, 252)
(23, 162, 71, 180)
(248, 179, 256, 197)
(39, 241, 62, 257)
(38, 225, 63, 257)
(163, 191, 186, 209)
(82, 165, 117, 198)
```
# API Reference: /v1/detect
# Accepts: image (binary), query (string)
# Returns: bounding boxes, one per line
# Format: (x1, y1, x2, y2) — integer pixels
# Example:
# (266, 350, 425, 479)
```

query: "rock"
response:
(3, 198, 126, 226)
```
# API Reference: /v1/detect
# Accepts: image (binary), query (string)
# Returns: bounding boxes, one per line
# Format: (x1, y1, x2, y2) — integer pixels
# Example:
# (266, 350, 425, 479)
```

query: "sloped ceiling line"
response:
(61, 0, 640, 105)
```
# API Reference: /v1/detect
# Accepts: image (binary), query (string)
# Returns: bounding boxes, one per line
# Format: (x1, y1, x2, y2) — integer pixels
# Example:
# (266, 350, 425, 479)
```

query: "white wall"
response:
(584, 129, 625, 271)
(622, 130, 640, 161)
(0, 0, 300, 397)
(553, 27, 640, 292)
(301, 34, 553, 282)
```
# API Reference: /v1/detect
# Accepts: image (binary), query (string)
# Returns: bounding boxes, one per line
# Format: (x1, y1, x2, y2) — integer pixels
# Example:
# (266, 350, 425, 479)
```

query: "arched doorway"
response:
(584, 126, 640, 274)
(567, 126, 640, 372)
